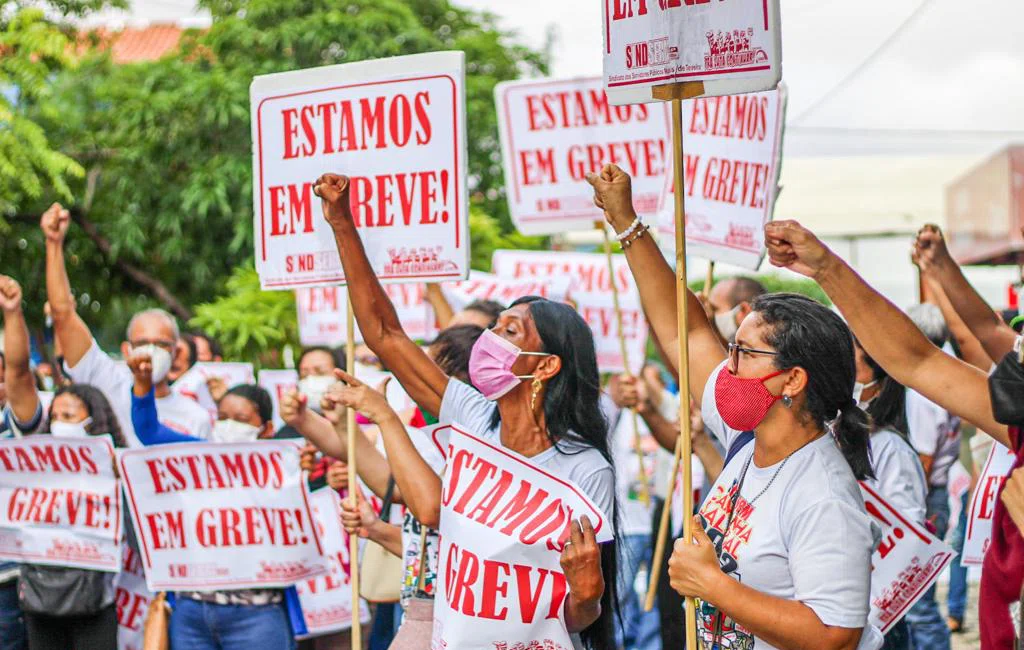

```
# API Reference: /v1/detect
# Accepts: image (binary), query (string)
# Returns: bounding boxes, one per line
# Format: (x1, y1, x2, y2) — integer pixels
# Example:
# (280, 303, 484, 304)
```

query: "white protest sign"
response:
(120, 441, 328, 591)
(259, 369, 300, 432)
(429, 424, 612, 650)
(860, 482, 954, 634)
(174, 362, 256, 420)
(495, 76, 670, 235)
(295, 489, 371, 638)
(0, 436, 122, 571)
(963, 441, 1015, 566)
(442, 271, 572, 314)
(251, 52, 469, 289)
(492, 250, 648, 374)
(114, 545, 155, 650)
(296, 284, 437, 347)
(601, 0, 782, 105)
(655, 87, 786, 270)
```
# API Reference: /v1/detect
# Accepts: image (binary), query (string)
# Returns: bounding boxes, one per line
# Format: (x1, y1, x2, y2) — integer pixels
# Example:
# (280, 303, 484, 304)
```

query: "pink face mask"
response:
(468, 329, 549, 401)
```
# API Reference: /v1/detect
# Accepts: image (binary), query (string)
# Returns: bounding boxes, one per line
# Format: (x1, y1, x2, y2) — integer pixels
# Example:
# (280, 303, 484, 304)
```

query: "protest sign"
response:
(495, 76, 670, 235)
(655, 87, 786, 270)
(601, 0, 782, 105)
(296, 284, 437, 347)
(429, 423, 612, 650)
(860, 482, 954, 634)
(441, 271, 572, 314)
(259, 369, 300, 432)
(963, 441, 1015, 566)
(114, 545, 155, 650)
(295, 489, 371, 638)
(0, 436, 122, 571)
(492, 250, 647, 374)
(174, 362, 256, 422)
(120, 441, 328, 591)
(251, 51, 469, 289)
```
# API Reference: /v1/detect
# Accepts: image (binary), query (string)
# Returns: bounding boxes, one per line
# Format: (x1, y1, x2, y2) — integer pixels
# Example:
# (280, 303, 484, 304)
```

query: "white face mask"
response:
(298, 375, 336, 413)
(131, 344, 173, 384)
(40, 376, 55, 392)
(853, 380, 878, 407)
(714, 305, 741, 343)
(211, 418, 262, 444)
(50, 417, 93, 438)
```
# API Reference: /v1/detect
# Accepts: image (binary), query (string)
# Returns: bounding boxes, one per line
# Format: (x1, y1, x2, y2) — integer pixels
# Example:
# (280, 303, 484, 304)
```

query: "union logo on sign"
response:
(703, 29, 767, 70)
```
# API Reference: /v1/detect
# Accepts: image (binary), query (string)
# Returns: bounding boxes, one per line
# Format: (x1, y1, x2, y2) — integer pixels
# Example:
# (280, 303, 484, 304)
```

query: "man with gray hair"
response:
(903, 302, 957, 650)
(41, 203, 211, 446)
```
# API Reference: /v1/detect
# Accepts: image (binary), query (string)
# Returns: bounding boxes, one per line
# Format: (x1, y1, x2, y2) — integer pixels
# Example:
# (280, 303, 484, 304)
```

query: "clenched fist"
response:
(764, 220, 835, 280)
(0, 276, 23, 314)
(585, 164, 637, 233)
(313, 174, 352, 230)
(911, 224, 952, 274)
(41, 203, 71, 245)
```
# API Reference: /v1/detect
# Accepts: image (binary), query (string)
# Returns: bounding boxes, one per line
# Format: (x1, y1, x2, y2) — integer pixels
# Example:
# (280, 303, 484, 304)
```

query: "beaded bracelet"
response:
(614, 215, 643, 242)
(621, 224, 650, 249)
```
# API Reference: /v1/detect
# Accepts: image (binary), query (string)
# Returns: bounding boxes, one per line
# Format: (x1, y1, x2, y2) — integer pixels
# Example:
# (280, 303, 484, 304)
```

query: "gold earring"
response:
(530, 378, 543, 411)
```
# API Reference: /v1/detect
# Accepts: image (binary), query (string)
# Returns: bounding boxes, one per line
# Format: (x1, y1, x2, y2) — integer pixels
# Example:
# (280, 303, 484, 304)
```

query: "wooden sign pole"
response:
(704, 261, 716, 299)
(345, 293, 361, 649)
(598, 222, 651, 506)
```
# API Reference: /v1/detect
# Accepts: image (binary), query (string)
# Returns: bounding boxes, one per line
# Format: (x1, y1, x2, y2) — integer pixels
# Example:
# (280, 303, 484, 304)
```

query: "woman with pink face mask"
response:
(587, 165, 878, 650)
(313, 173, 620, 650)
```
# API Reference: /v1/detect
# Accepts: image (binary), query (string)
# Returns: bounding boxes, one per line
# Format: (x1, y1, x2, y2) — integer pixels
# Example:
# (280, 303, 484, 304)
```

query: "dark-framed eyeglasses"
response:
(727, 342, 780, 370)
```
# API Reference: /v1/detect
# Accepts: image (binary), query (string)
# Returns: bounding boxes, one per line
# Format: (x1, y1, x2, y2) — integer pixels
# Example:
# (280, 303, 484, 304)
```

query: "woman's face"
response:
(491, 303, 557, 381)
(217, 394, 272, 438)
(51, 393, 89, 425)
(853, 344, 875, 384)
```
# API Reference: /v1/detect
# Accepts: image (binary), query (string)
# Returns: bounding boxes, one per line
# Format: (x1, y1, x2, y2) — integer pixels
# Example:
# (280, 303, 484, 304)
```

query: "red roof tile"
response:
(79, 25, 187, 63)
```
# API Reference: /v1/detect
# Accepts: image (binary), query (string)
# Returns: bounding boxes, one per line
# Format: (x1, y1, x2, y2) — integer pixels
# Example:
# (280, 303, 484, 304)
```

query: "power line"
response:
(792, 0, 938, 124)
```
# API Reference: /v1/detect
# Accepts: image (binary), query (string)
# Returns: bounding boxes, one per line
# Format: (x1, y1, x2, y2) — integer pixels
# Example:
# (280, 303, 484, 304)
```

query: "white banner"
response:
(114, 544, 155, 650)
(492, 250, 647, 374)
(442, 271, 572, 315)
(602, 0, 782, 104)
(495, 76, 670, 235)
(174, 362, 256, 421)
(656, 87, 786, 270)
(296, 284, 437, 347)
(295, 489, 370, 638)
(429, 424, 612, 650)
(860, 482, 954, 634)
(0, 436, 122, 571)
(251, 52, 469, 289)
(258, 369, 300, 432)
(120, 441, 328, 591)
(963, 441, 1015, 566)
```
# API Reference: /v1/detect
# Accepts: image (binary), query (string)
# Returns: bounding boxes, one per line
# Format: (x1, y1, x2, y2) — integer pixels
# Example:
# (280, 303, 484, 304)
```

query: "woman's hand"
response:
(326, 459, 349, 491)
(206, 376, 228, 403)
(299, 444, 319, 473)
(127, 353, 153, 397)
(585, 164, 637, 233)
(1001, 467, 1024, 535)
(912, 224, 952, 275)
(280, 389, 310, 428)
(340, 489, 381, 539)
(764, 221, 836, 280)
(0, 276, 23, 314)
(325, 369, 398, 426)
(608, 373, 639, 410)
(560, 516, 604, 605)
(313, 174, 353, 230)
(668, 515, 727, 602)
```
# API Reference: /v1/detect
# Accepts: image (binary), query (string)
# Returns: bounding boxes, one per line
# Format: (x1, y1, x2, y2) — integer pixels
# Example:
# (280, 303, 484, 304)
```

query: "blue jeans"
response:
(906, 486, 951, 650)
(170, 597, 295, 650)
(369, 602, 397, 650)
(0, 580, 26, 650)
(946, 490, 969, 622)
(615, 533, 662, 650)
(882, 619, 912, 650)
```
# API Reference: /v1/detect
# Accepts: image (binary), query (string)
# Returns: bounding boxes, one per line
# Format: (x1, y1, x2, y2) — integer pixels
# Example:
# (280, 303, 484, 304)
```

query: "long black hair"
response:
(47, 384, 128, 449)
(490, 296, 620, 650)
(854, 338, 909, 436)
(429, 324, 484, 383)
(753, 294, 874, 480)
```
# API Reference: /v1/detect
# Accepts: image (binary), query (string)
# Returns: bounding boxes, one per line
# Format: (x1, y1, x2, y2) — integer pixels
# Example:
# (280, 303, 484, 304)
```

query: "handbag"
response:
(389, 526, 435, 650)
(143, 592, 171, 650)
(360, 477, 404, 603)
(18, 565, 111, 616)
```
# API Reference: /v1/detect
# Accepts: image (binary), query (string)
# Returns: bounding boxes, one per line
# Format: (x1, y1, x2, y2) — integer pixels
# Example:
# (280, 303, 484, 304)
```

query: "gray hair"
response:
(125, 308, 180, 342)
(906, 303, 950, 348)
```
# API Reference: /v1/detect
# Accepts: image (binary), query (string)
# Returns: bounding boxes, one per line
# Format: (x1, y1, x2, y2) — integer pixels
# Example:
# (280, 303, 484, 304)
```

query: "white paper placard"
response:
(113, 544, 155, 650)
(963, 441, 1015, 566)
(251, 52, 469, 289)
(258, 369, 300, 432)
(296, 284, 437, 347)
(174, 362, 256, 422)
(441, 271, 572, 314)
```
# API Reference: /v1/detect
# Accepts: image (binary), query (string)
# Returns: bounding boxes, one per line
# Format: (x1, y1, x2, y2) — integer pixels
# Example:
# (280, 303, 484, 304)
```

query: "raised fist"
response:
(0, 276, 23, 313)
(40, 203, 71, 245)
(585, 164, 637, 232)
(313, 174, 352, 229)
(764, 220, 834, 280)
(912, 224, 952, 274)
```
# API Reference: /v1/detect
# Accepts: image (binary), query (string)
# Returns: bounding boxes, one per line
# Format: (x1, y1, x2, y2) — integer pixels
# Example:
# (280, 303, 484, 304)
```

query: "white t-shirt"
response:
(698, 362, 874, 650)
(438, 378, 615, 534)
(612, 410, 659, 536)
(64, 339, 213, 447)
(867, 428, 928, 524)
(905, 389, 961, 487)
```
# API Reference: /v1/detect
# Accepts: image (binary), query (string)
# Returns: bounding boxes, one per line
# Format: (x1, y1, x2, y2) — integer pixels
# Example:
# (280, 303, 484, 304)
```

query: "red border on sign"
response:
(608, 65, 773, 88)
(255, 74, 463, 263)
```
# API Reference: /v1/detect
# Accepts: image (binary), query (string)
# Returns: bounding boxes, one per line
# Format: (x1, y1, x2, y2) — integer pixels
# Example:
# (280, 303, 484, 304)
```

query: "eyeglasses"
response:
(727, 342, 779, 370)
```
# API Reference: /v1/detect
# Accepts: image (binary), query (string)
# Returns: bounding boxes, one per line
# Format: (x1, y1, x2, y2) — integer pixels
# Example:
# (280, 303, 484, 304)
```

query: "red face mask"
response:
(714, 368, 786, 431)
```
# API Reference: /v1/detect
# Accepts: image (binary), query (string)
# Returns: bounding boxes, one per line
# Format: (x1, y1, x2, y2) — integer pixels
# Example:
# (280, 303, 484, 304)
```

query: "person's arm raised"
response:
(915, 225, 1018, 361)
(586, 164, 725, 401)
(765, 220, 1010, 449)
(41, 204, 93, 367)
(0, 276, 40, 424)
(919, 273, 991, 371)
(314, 175, 449, 417)
(424, 283, 455, 330)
